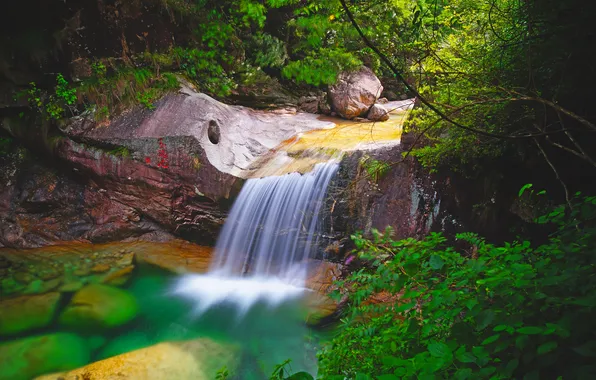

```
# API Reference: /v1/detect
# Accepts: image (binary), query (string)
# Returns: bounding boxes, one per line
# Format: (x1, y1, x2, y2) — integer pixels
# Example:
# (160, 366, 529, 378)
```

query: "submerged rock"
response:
(329, 67, 383, 119)
(98, 331, 151, 360)
(0, 292, 61, 336)
(59, 284, 138, 329)
(35, 339, 239, 380)
(0, 333, 90, 380)
(0, 243, 137, 298)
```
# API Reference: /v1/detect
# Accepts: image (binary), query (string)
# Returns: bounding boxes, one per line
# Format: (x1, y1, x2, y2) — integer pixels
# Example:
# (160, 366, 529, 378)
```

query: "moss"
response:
(190, 153, 202, 170)
(58, 284, 139, 329)
(108, 146, 131, 158)
(76, 65, 181, 119)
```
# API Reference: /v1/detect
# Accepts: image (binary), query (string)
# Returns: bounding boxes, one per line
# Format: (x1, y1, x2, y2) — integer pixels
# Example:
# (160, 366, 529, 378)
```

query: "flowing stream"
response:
(173, 161, 339, 314)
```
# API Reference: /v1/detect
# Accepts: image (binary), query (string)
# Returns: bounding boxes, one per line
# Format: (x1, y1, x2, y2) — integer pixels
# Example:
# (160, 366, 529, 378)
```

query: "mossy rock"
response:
(0, 292, 61, 336)
(0, 333, 90, 380)
(59, 284, 138, 329)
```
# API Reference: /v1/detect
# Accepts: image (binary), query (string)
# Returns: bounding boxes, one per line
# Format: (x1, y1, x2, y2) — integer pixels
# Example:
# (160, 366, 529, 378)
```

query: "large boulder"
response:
(329, 67, 384, 119)
(0, 333, 90, 380)
(59, 284, 138, 329)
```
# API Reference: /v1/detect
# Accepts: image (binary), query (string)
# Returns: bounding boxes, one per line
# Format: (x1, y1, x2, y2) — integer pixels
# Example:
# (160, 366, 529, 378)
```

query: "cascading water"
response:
(173, 161, 339, 314)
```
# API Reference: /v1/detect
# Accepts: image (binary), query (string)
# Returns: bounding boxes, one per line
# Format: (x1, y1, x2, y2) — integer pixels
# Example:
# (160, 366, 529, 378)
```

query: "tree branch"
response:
(338, 0, 580, 140)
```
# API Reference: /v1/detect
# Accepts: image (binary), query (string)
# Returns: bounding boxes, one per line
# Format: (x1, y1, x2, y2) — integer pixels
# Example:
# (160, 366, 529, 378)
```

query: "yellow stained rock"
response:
(35, 339, 239, 380)
(246, 101, 412, 178)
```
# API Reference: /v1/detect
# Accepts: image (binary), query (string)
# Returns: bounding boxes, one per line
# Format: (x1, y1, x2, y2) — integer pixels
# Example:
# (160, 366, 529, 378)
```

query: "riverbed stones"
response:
(0, 333, 90, 380)
(0, 292, 61, 335)
(59, 284, 138, 329)
(329, 66, 384, 119)
(35, 339, 239, 380)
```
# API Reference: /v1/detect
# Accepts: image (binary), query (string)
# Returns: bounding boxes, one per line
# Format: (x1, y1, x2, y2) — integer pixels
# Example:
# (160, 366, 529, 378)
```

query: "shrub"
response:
(318, 195, 596, 379)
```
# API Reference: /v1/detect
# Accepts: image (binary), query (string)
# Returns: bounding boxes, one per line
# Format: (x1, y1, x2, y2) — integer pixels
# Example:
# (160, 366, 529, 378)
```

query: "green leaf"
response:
(428, 342, 451, 358)
(456, 351, 476, 363)
(537, 341, 558, 355)
(378, 375, 399, 380)
(454, 368, 473, 380)
(517, 326, 543, 335)
(481, 334, 500, 345)
(573, 341, 596, 357)
(519, 183, 533, 197)
(505, 358, 519, 374)
(476, 310, 495, 330)
(429, 254, 445, 270)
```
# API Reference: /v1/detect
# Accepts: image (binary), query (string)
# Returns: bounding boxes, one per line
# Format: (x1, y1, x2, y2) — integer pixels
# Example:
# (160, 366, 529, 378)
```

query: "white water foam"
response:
(173, 161, 339, 314)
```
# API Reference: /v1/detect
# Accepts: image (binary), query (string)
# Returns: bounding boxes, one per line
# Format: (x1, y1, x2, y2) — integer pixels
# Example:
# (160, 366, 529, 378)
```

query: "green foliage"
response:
(269, 359, 314, 380)
(136, 90, 157, 110)
(247, 33, 288, 69)
(173, 47, 235, 97)
(215, 366, 229, 380)
(19, 74, 77, 120)
(0, 137, 13, 155)
(318, 196, 596, 379)
(239, 0, 267, 28)
(283, 49, 361, 86)
(359, 156, 391, 183)
(108, 146, 131, 158)
(54, 74, 77, 106)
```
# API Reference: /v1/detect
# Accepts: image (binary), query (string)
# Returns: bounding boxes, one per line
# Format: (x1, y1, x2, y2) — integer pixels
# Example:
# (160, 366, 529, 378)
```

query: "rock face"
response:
(329, 67, 384, 119)
(324, 132, 442, 246)
(59, 284, 138, 329)
(367, 103, 390, 122)
(0, 333, 90, 380)
(1, 82, 337, 248)
(35, 339, 239, 380)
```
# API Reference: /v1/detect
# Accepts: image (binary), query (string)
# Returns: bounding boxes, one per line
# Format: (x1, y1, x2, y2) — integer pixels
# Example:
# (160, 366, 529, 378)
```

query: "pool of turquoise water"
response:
(93, 265, 327, 379)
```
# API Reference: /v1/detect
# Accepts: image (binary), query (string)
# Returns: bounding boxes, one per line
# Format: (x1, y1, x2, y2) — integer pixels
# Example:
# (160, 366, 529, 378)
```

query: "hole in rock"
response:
(207, 120, 220, 144)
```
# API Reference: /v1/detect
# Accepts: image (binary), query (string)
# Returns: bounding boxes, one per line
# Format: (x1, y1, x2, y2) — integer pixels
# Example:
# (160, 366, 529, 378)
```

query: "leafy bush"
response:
(247, 33, 288, 69)
(318, 195, 596, 379)
(282, 49, 361, 86)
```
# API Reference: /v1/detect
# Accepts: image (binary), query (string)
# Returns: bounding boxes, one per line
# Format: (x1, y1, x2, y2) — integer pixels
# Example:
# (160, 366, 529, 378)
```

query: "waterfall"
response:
(173, 161, 339, 314)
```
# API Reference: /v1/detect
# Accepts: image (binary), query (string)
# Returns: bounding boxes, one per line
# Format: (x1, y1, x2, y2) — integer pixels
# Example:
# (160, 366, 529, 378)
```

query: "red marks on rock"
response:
(157, 138, 169, 169)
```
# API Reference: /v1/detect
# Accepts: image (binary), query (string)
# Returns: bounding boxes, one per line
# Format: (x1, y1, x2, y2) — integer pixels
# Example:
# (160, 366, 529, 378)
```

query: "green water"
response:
(123, 266, 324, 379)
(0, 264, 329, 379)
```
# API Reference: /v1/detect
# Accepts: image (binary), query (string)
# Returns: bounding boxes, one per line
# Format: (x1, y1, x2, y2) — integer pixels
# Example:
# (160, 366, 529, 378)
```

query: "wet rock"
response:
(367, 103, 390, 122)
(101, 265, 134, 286)
(134, 241, 212, 274)
(303, 260, 345, 326)
(35, 339, 239, 380)
(90, 263, 110, 273)
(329, 67, 383, 119)
(0, 333, 90, 380)
(0, 292, 61, 335)
(59, 284, 138, 329)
